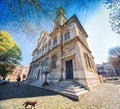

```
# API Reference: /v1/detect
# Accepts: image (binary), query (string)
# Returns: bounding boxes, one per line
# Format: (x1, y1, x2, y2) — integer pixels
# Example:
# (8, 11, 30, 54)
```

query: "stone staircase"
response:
(27, 79, 88, 100)
(44, 80, 88, 101)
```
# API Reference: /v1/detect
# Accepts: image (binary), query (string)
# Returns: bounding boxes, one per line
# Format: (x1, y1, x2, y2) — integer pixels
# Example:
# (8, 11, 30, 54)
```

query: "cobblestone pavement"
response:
(0, 81, 120, 109)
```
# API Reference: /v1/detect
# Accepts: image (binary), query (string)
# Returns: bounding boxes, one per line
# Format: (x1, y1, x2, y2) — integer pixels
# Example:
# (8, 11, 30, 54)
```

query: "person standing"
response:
(17, 75, 21, 86)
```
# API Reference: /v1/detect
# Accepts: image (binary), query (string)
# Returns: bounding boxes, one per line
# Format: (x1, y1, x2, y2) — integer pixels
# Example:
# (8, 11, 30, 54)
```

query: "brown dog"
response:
(23, 101, 37, 109)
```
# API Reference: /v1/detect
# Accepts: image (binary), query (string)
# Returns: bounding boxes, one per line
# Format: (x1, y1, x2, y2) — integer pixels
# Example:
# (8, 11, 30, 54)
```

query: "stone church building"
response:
(27, 8, 100, 91)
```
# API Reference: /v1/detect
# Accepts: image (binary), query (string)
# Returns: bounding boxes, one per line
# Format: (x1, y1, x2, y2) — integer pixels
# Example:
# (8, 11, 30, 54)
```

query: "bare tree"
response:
(0, 0, 101, 39)
(109, 47, 120, 74)
(104, 0, 120, 34)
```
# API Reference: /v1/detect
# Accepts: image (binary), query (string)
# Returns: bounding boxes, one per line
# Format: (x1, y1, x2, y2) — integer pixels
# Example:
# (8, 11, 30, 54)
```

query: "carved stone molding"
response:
(62, 51, 75, 59)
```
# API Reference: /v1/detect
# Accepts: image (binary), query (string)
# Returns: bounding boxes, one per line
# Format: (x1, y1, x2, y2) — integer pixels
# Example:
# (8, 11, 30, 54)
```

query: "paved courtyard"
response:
(0, 81, 120, 109)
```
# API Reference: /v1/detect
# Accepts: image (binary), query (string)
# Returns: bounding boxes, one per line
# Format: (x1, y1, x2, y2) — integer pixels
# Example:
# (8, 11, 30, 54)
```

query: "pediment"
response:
(62, 50, 75, 59)
(37, 31, 51, 48)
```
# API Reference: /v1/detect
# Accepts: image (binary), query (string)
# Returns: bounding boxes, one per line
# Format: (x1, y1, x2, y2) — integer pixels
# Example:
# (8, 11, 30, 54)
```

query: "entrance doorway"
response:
(66, 60, 73, 79)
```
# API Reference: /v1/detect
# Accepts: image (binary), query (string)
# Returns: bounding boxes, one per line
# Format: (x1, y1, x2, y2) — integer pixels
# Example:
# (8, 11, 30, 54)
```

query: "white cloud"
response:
(84, 4, 120, 64)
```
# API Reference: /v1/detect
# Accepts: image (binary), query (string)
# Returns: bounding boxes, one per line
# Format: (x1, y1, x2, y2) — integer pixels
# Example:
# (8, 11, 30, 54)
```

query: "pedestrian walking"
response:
(16, 75, 21, 86)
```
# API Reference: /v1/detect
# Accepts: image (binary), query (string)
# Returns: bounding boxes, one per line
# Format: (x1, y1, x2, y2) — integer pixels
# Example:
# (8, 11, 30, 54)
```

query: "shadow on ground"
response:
(0, 82, 58, 101)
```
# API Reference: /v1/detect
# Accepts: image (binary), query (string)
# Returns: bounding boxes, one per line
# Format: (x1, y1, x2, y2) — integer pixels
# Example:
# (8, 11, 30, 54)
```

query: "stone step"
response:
(55, 82, 82, 86)
(69, 84, 83, 88)
(67, 86, 83, 89)
(47, 81, 84, 90)
(28, 80, 88, 101)
(44, 80, 88, 100)
(61, 90, 88, 100)
(65, 87, 85, 91)
(57, 81, 75, 85)
(53, 85, 83, 90)
(64, 88, 85, 94)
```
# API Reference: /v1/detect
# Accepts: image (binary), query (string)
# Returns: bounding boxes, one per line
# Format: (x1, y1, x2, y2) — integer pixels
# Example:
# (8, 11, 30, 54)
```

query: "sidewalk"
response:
(0, 81, 120, 109)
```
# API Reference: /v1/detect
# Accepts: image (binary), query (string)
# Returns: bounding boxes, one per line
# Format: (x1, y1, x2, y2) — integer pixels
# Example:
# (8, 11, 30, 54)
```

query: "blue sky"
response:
(85, 4, 120, 64)
(0, 0, 120, 66)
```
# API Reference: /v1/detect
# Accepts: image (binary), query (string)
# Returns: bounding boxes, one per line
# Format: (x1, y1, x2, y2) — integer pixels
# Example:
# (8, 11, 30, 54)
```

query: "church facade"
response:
(27, 8, 100, 89)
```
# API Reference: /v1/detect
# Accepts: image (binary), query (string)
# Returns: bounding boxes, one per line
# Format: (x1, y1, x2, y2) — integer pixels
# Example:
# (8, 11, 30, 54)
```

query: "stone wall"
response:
(73, 41, 88, 87)
(78, 40, 100, 89)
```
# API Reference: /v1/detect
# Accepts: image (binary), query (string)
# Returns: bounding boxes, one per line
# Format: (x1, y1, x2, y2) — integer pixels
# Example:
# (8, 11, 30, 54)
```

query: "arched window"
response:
(53, 39, 57, 47)
(52, 55, 57, 69)
(42, 47, 44, 54)
(84, 53, 92, 68)
(48, 42, 51, 51)
(64, 32, 70, 42)
(45, 57, 49, 66)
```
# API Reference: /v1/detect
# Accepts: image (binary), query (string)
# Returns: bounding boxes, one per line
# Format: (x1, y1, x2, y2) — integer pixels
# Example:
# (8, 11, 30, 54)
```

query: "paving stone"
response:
(0, 81, 120, 109)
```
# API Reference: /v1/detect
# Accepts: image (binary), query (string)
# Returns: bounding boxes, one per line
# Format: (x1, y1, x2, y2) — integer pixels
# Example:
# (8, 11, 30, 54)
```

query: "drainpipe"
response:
(60, 29, 64, 81)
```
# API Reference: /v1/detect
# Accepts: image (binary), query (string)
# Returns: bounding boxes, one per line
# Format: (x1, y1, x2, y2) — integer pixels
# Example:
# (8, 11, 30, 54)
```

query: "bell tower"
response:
(54, 7, 67, 27)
